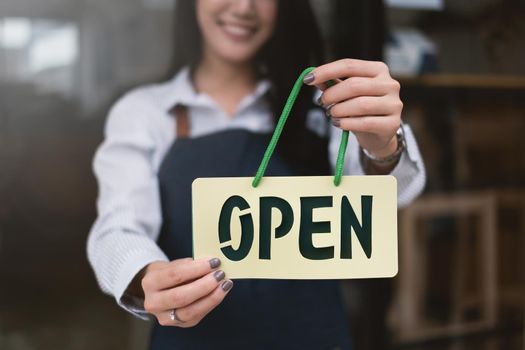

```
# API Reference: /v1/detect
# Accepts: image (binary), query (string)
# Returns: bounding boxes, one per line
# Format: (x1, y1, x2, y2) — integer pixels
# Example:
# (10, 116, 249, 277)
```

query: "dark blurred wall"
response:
(332, 0, 385, 61)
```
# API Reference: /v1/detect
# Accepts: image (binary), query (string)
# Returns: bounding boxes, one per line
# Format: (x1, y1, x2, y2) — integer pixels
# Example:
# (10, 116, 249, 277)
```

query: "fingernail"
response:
(221, 280, 234, 292)
(213, 270, 225, 282)
(303, 73, 315, 85)
(317, 95, 324, 106)
(331, 118, 340, 127)
(326, 107, 332, 118)
(209, 258, 221, 269)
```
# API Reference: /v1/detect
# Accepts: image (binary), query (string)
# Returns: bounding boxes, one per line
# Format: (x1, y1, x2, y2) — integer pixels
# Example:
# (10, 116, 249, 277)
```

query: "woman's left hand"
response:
(304, 59, 403, 159)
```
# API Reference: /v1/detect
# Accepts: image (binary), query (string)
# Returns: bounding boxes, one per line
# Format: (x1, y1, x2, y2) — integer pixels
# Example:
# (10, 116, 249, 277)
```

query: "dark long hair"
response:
(168, 0, 327, 171)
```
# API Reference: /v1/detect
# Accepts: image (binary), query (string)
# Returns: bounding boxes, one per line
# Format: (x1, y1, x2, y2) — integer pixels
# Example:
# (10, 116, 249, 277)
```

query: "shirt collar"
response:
(159, 66, 271, 113)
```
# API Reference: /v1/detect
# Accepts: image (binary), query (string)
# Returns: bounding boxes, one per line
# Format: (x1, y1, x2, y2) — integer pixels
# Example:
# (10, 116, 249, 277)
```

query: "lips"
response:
(218, 19, 257, 41)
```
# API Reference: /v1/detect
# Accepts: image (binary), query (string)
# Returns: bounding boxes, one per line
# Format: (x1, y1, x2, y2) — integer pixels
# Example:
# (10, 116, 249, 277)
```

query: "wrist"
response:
(362, 126, 405, 164)
(367, 135, 398, 159)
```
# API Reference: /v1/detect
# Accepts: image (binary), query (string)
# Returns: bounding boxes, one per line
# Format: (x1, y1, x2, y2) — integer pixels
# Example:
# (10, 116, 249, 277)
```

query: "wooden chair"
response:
(394, 192, 498, 343)
(452, 105, 525, 331)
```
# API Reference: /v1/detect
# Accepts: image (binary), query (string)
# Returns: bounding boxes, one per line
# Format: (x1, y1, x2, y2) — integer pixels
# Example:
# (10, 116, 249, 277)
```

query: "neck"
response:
(193, 50, 257, 116)
(194, 53, 255, 94)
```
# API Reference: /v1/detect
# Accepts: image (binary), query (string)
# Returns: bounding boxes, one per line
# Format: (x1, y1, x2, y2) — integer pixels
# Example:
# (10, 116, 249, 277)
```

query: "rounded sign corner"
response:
(386, 175, 397, 186)
(192, 177, 204, 188)
(387, 265, 399, 278)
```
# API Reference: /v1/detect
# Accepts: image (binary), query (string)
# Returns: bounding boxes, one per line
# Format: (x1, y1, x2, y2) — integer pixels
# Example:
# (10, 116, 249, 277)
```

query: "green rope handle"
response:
(252, 67, 349, 187)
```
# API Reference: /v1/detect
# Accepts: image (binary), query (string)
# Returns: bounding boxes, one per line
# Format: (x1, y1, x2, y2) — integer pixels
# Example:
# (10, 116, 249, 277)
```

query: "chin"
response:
(218, 48, 259, 65)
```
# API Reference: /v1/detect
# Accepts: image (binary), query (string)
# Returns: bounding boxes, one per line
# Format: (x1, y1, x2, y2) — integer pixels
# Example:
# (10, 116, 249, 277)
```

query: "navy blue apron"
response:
(150, 105, 352, 350)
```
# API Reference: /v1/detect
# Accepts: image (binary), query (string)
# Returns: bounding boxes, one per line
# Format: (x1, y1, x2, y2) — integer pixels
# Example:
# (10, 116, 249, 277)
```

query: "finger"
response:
(156, 308, 186, 327)
(305, 59, 390, 86)
(175, 280, 233, 327)
(159, 280, 234, 328)
(328, 96, 402, 119)
(149, 270, 226, 311)
(142, 257, 221, 291)
(318, 77, 400, 106)
(313, 78, 342, 92)
(331, 115, 400, 134)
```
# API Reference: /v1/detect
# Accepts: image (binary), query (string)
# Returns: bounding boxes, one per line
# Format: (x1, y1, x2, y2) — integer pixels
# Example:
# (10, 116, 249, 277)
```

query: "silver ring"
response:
(170, 309, 184, 323)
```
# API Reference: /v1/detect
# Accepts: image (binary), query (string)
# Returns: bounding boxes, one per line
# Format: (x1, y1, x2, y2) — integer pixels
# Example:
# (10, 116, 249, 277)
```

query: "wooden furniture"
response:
(387, 3, 525, 348)
(395, 192, 498, 342)
(393, 79, 525, 347)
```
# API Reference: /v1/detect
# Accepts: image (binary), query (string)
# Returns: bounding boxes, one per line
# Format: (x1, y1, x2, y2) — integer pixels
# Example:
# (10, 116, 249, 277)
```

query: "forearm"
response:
(87, 223, 168, 318)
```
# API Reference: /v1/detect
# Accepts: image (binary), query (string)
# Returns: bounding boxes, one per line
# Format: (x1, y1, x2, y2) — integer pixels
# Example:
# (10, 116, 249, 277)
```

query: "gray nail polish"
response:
(326, 107, 332, 118)
(213, 270, 225, 282)
(221, 280, 234, 292)
(209, 258, 221, 269)
(331, 118, 340, 127)
(317, 96, 324, 106)
(303, 73, 315, 85)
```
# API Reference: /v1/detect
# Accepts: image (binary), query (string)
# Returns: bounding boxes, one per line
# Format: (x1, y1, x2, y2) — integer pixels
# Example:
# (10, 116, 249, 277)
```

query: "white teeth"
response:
(222, 23, 253, 37)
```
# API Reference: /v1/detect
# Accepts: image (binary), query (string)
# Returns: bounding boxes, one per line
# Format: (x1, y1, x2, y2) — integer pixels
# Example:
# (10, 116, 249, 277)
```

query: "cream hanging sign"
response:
(192, 175, 397, 279)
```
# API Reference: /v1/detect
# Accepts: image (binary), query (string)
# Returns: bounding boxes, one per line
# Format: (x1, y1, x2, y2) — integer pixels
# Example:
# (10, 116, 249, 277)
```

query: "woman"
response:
(88, 0, 425, 349)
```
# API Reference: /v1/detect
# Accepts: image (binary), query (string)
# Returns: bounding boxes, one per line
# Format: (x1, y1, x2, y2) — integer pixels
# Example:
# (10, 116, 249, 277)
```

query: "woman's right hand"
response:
(141, 258, 233, 328)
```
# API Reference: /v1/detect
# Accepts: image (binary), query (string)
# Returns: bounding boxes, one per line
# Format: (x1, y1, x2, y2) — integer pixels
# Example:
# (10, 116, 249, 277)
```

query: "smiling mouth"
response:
(218, 19, 258, 40)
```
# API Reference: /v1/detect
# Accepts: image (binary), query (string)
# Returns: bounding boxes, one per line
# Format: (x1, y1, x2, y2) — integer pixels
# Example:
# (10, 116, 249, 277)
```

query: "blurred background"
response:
(0, 0, 524, 349)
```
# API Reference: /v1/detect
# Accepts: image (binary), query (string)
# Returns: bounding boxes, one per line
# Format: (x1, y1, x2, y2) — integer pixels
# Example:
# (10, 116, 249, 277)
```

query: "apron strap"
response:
(171, 104, 190, 139)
